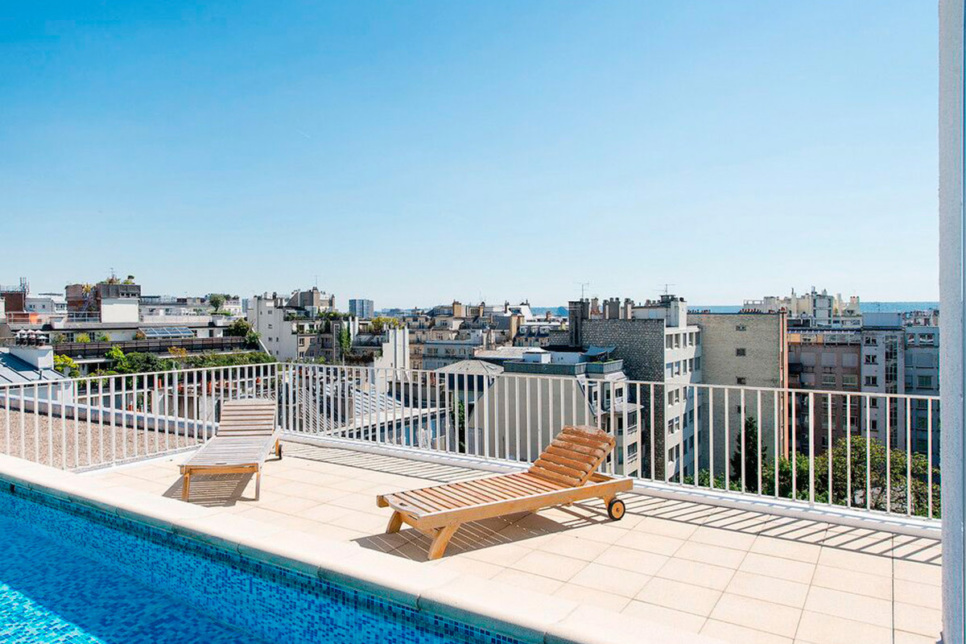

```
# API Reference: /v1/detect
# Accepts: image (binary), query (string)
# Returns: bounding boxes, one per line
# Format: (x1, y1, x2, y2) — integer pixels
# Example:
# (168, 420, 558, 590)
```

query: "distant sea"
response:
(531, 302, 938, 316)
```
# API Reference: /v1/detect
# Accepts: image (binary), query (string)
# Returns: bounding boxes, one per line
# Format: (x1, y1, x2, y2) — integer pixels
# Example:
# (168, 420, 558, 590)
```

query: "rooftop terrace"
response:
(0, 362, 944, 643)
(89, 441, 941, 644)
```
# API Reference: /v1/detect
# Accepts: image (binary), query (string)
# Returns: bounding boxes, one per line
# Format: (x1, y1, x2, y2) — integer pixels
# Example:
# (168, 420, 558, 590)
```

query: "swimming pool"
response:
(0, 483, 519, 644)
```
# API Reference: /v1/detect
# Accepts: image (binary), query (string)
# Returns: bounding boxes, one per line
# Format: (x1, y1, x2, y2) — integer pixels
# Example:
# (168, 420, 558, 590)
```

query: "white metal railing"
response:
(0, 363, 278, 470)
(276, 363, 941, 523)
(0, 362, 941, 523)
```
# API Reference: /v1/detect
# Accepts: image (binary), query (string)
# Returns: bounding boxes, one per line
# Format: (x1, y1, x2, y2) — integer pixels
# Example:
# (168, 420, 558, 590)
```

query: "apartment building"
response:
(688, 311, 787, 473)
(905, 326, 940, 461)
(744, 287, 861, 327)
(565, 294, 701, 479)
(514, 320, 566, 347)
(248, 292, 350, 362)
(349, 299, 374, 319)
(787, 330, 862, 452)
(463, 347, 642, 476)
(861, 313, 907, 449)
(422, 332, 488, 370)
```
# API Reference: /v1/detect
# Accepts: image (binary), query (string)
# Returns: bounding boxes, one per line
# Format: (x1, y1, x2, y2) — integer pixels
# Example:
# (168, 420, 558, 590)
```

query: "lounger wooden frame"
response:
(180, 398, 281, 501)
(376, 425, 633, 559)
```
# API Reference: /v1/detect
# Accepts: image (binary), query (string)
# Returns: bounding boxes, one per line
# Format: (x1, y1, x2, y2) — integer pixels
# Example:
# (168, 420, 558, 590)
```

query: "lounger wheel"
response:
(607, 498, 625, 521)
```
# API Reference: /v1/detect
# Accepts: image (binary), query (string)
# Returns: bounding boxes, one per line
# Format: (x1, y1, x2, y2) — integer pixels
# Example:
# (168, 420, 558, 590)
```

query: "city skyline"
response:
(2, 1, 938, 306)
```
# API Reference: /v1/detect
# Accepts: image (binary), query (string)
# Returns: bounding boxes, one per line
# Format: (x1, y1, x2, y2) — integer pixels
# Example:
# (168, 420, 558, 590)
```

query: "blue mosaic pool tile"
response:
(0, 482, 522, 644)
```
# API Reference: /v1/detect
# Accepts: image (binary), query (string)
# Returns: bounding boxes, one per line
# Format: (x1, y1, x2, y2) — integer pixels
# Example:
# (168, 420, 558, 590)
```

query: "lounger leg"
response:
(255, 471, 261, 500)
(182, 472, 190, 501)
(386, 511, 403, 534)
(428, 524, 459, 560)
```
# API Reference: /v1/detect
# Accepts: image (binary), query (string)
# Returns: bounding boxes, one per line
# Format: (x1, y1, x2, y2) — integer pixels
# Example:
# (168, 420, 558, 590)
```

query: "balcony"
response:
(0, 363, 943, 643)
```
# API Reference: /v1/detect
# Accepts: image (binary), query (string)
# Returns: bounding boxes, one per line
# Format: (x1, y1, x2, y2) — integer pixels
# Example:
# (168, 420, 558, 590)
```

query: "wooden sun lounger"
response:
(376, 425, 633, 559)
(180, 398, 282, 501)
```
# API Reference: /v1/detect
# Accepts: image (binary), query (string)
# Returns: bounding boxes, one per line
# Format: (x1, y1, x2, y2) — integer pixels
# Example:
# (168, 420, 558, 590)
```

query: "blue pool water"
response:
(0, 484, 518, 644)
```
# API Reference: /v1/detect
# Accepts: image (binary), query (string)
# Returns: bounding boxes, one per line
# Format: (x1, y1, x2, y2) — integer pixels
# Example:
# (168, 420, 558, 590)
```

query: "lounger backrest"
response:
(528, 425, 616, 487)
(217, 398, 277, 438)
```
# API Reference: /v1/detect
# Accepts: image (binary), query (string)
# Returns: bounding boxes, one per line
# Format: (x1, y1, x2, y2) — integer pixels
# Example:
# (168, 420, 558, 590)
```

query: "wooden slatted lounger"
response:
(376, 425, 634, 560)
(180, 398, 282, 501)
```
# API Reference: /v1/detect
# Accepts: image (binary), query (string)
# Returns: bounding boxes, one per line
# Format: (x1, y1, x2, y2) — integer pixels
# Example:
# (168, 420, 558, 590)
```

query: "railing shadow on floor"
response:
(162, 473, 255, 507)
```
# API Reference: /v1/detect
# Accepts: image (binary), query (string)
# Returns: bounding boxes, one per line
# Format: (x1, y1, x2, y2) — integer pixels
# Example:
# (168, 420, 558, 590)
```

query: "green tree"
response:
(208, 293, 226, 313)
(338, 327, 352, 362)
(76, 333, 92, 344)
(450, 397, 467, 452)
(370, 316, 402, 334)
(105, 346, 127, 370)
(731, 417, 762, 493)
(96, 333, 110, 342)
(225, 319, 253, 337)
(54, 354, 80, 378)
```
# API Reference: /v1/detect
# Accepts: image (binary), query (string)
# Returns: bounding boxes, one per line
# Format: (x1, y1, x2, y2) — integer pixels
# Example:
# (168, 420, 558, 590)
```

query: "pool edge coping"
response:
(0, 453, 720, 644)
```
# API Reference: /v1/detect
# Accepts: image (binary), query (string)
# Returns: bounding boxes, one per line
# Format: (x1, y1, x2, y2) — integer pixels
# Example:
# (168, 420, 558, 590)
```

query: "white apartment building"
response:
(745, 287, 862, 328)
(861, 314, 907, 448)
(24, 293, 67, 317)
(462, 348, 642, 476)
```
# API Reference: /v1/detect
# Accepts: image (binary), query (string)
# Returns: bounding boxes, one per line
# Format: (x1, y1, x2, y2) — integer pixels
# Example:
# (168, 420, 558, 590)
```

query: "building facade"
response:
(349, 299, 375, 319)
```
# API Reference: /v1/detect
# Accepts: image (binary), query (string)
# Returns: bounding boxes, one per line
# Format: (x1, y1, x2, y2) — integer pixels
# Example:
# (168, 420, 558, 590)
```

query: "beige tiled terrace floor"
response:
(88, 442, 943, 644)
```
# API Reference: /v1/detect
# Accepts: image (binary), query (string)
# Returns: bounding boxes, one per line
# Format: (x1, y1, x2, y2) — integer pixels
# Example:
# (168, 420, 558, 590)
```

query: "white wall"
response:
(100, 299, 139, 323)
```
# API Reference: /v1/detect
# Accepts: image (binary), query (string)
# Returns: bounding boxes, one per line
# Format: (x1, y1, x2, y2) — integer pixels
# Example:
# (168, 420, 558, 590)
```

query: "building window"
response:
(918, 375, 933, 389)
(821, 374, 837, 387)
(735, 348, 746, 357)
(843, 374, 858, 387)
(864, 376, 878, 387)
(736, 377, 747, 385)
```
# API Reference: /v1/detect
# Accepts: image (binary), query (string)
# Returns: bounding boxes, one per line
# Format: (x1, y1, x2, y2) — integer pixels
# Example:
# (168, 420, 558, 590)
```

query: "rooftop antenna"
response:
(578, 282, 590, 299)
(657, 283, 676, 296)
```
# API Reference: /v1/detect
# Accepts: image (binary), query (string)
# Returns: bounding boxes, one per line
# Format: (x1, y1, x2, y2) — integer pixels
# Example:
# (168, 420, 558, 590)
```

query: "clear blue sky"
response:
(0, 1, 938, 309)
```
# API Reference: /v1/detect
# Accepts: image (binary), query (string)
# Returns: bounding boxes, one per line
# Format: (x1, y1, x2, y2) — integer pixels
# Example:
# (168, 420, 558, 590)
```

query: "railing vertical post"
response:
(808, 392, 814, 505)
(525, 377, 532, 463)
(906, 398, 913, 516)
(740, 389, 746, 492)
(791, 391, 797, 501)
(773, 391, 779, 498)
(72, 380, 80, 468)
(846, 394, 852, 508)
(827, 393, 832, 505)
(756, 389, 762, 495)
(865, 396, 872, 510)
(483, 372, 490, 458)
(693, 385, 699, 486)
(60, 380, 68, 469)
(503, 375, 510, 459)
(662, 384, 668, 483)
(724, 388, 730, 491)
(97, 379, 104, 463)
(928, 400, 934, 519)
(649, 383, 655, 481)
(534, 378, 544, 454)
(709, 388, 714, 487)
(109, 378, 116, 465)
(514, 376, 521, 462)
(886, 394, 892, 514)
